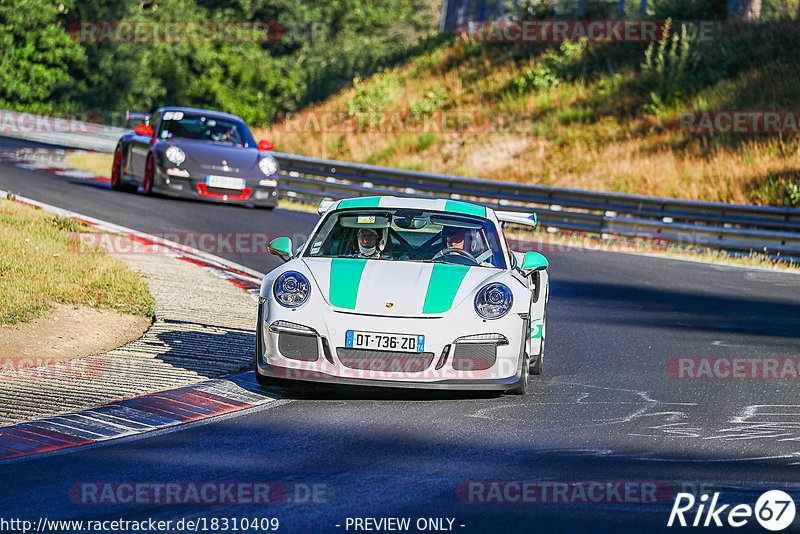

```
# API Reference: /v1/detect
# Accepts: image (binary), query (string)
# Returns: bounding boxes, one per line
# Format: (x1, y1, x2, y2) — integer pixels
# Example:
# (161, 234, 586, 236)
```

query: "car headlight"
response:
(165, 146, 186, 166)
(474, 283, 513, 319)
(258, 157, 278, 176)
(273, 271, 310, 307)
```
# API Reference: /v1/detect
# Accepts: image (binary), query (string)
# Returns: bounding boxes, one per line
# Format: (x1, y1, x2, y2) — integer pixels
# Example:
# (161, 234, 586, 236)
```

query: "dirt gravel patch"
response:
(0, 302, 151, 371)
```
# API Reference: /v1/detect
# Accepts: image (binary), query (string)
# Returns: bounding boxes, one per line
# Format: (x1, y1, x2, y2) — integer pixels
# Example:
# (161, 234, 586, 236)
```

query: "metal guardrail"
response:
(272, 152, 800, 256)
(2, 110, 799, 256)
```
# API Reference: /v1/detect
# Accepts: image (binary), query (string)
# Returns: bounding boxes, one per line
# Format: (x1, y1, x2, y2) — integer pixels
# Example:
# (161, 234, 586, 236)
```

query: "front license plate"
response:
(345, 331, 425, 353)
(206, 175, 245, 190)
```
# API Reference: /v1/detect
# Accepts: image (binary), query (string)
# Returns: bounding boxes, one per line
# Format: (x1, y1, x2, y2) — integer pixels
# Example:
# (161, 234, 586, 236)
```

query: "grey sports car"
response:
(111, 106, 279, 208)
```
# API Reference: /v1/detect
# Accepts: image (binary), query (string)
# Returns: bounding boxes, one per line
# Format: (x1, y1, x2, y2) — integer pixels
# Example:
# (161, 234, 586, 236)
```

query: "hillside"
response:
(1, 0, 440, 126)
(255, 16, 800, 206)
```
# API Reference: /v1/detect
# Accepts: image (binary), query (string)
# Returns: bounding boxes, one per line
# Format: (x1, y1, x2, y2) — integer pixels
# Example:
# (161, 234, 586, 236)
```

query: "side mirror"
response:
(268, 237, 293, 262)
(520, 251, 548, 276)
(258, 140, 274, 151)
(134, 124, 154, 137)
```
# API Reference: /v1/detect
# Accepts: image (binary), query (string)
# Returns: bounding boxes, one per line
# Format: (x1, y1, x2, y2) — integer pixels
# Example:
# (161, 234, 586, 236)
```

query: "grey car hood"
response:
(165, 139, 263, 172)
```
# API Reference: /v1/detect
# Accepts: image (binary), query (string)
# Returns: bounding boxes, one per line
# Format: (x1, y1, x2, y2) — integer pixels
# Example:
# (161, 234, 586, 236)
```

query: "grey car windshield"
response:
(304, 208, 507, 268)
(158, 113, 256, 147)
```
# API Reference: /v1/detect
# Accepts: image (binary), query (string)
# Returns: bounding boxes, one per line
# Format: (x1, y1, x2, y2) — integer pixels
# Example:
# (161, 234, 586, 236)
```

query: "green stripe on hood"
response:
(422, 264, 470, 314)
(329, 258, 367, 309)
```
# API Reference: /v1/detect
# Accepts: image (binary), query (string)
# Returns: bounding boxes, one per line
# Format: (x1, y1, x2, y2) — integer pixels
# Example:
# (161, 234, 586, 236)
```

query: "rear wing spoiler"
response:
(314, 203, 539, 226)
(126, 111, 152, 124)
(495, 211, 537, 228)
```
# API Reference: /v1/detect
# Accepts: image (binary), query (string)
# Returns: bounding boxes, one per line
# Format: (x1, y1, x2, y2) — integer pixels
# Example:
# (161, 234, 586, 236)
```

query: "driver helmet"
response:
(357, 228, 387, 257)
(443, 226, 475, 252)
(209, 124, 231, 141)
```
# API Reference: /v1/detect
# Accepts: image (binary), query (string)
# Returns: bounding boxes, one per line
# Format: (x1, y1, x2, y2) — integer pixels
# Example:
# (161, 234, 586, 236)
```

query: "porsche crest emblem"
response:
(385, 302, 394, 308)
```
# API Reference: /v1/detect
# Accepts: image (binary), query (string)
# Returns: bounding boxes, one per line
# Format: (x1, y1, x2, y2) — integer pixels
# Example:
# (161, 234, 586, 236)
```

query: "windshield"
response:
(304, 208, 507, 269)
(157, 111, 255, 147)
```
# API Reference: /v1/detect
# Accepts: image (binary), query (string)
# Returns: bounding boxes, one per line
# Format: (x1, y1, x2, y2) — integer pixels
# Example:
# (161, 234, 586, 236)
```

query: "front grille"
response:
(278, 332, 319, 361)
(207, 186, 243, 196)
(336, 348, 434, 372)
(451, 343, 497, 371)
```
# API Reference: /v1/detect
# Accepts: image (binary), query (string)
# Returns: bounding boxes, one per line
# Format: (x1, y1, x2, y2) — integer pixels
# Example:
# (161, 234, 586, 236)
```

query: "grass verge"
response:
(0, 197, 155, 325)
(65, 151, 112, 178)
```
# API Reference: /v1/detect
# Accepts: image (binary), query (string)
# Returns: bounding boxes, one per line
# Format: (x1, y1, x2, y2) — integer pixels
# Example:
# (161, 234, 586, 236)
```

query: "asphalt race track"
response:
(2, 136, 800, 533)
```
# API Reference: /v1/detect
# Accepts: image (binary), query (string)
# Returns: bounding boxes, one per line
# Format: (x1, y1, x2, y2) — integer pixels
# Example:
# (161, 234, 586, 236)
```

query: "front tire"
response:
(507, 353, 529, 395)
(531, 314, 545, 375)
(142, 155, 154, 195)
(531, 286, 548, 376)
(110, 148, 123, 190)
(111, 147, 136, 192)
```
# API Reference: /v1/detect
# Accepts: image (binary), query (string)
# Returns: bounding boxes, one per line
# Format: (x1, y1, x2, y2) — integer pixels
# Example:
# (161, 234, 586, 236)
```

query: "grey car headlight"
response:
(165, 146, 186, 166)
(274, 271, 310, 307)
(475, 283, 513, 319)
(258, 157, 278, 176)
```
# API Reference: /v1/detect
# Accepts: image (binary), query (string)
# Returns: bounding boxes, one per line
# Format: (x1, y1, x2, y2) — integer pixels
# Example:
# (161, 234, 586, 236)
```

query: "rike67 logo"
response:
(668, 490, 796, 531)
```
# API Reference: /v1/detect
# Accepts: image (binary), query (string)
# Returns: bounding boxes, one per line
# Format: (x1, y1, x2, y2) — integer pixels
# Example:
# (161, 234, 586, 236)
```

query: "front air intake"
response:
(336, 348, 434, 372)
(278, 332, 319, 361)
(451, 343, 497, 371)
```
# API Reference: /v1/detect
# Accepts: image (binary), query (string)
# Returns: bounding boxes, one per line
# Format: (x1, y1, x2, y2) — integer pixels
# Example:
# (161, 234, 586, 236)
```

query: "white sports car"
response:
(256, 196, 549, 394)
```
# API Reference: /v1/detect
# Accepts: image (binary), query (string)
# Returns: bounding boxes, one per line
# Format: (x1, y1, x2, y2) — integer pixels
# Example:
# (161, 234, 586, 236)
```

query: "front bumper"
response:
(154, 167, 278, 206)
(256, 363, 525, 390)
(256, 299, 528, 390)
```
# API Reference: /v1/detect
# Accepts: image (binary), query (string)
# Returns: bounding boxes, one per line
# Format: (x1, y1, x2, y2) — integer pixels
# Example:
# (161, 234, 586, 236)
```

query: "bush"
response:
(348, 75, 394, 114)
(641, 20, 697, 110)
(510, 39, 591, 95)
(0, 0, 85, 107)
(414, 132, 437, 152)
(787, 183, 800, 207)
(410, 89, 447, 116)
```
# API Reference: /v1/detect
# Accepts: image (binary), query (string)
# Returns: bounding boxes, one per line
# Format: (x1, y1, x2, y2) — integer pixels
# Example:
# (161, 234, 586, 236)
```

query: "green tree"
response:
(0, 0, 85, 108)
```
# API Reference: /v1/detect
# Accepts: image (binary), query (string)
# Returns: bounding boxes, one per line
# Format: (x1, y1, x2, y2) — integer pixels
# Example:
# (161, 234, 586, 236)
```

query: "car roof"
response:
(329, 196, 495, 220)
(155, 107, 246, 123)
